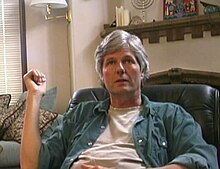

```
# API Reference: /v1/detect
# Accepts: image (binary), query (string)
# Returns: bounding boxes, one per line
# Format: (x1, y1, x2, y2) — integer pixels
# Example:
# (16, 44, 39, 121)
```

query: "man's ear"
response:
(141, 73, 144, 79)
(100, 75, 104, 82)
(99, 76, 106, 88)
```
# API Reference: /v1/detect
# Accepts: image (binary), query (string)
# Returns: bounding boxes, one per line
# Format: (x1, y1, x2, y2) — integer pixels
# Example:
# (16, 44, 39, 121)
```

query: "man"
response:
(21, 30, 218, 169)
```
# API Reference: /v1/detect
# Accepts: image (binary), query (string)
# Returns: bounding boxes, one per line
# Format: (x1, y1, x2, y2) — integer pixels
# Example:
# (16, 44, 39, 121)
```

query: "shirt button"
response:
(70, 158, 74, 162)
(101, 125, 105, 129)
(88, 142, 93, 146)
(138, 139, 143, 143)
(162, 141, 166, 146)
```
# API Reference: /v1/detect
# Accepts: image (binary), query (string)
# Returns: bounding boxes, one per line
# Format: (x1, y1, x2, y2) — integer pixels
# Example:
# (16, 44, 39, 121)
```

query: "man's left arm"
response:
(165, 105, 218, 169)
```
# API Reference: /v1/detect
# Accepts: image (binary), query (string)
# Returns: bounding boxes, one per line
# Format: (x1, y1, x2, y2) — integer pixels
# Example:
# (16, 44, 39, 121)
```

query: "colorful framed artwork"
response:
(164, 0, 198, 20)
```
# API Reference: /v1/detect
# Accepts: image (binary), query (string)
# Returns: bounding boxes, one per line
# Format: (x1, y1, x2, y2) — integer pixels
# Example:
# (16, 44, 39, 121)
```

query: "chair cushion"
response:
(2, 87, 59, 143)
(0, 141, 20, 167)
(0, 94, 11, 113)
(2, 109, 58, 143)
(0, 100, 24, 139)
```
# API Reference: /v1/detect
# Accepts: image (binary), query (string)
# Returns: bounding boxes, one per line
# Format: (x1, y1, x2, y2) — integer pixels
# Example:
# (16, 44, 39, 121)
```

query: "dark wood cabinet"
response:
(144, 68, 220, 91)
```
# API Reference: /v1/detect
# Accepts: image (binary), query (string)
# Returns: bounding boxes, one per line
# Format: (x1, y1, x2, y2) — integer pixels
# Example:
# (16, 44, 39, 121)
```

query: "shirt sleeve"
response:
(39, 108, 77, 169)
(165, 105, 218, 169)
(39, 118, 66, 168)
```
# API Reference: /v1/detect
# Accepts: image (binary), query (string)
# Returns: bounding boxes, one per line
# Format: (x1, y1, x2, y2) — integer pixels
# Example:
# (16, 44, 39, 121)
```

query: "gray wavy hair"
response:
(95, 30, 150, 86)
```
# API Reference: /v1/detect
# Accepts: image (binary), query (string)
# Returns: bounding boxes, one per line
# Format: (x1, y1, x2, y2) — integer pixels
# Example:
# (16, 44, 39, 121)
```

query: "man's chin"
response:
(110, 87, 134, 95)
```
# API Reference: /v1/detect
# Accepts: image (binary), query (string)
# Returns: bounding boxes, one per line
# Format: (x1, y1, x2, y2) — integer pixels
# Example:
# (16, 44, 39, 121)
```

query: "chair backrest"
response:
(69, 84, 220, 165)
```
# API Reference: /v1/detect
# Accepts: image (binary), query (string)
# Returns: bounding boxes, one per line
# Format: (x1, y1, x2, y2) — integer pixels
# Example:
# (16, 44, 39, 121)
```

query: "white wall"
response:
(145, 33, 220, 74)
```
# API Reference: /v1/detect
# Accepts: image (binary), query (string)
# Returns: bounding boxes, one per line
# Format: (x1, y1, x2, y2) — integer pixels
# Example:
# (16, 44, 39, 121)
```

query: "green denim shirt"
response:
(39, 95, 218, 169)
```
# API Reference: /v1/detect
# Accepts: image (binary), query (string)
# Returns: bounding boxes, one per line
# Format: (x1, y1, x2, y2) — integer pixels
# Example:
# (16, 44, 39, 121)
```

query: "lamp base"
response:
(66, 10, 71, 23)
(45, 10, 71, 23)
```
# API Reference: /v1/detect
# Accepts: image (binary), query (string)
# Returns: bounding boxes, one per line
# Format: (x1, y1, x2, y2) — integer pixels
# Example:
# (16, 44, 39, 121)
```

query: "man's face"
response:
(102, 47, 142, 96)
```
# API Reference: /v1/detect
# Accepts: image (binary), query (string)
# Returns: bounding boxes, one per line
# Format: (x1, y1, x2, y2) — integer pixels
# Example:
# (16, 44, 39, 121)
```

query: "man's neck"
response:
(110, 92, 142, 108)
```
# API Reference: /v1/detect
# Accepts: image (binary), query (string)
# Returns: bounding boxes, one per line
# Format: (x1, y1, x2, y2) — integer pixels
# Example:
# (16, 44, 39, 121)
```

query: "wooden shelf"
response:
(101, 13, 220, 43)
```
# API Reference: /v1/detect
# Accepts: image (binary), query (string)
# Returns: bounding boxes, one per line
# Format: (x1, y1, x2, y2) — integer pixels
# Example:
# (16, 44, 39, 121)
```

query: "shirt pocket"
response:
(67, 122, 90, 151)
(151, 129, 168, 165)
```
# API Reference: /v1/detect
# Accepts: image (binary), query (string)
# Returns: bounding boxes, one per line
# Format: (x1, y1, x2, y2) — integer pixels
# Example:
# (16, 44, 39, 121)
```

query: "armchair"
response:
(69, 84, 220, 167)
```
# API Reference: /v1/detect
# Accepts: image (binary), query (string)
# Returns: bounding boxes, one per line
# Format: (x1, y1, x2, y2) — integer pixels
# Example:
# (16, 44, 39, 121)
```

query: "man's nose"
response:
(116, 62, 125, 75)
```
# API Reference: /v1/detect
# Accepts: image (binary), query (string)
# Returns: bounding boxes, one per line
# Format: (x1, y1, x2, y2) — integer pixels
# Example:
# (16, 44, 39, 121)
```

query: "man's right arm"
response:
(20, 69, 47, 169)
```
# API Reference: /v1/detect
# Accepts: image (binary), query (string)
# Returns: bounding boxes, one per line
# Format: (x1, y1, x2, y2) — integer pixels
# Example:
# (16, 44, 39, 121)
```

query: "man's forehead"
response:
(104, 48, 135, 58)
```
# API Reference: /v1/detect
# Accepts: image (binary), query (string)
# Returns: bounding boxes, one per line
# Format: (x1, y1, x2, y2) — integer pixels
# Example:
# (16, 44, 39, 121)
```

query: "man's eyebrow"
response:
(105, 57, 115, 61)
(124, 54, 133, 57)
(123, 54, 136, 59)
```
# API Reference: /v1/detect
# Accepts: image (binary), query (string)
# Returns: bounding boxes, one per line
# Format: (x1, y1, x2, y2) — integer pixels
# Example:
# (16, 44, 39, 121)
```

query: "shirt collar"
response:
(93, 94, 153, 117)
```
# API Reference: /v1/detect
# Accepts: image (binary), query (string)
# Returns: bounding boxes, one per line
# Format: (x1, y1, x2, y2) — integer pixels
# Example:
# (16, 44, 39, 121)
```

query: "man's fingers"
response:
(24, 69, 46, 85)
(32, 69, 46, 83)
(81, 164, 108, 169)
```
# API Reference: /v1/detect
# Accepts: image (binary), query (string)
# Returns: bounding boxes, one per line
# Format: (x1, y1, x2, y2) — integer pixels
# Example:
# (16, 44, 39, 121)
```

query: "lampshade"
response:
(30, 0, 68, 9)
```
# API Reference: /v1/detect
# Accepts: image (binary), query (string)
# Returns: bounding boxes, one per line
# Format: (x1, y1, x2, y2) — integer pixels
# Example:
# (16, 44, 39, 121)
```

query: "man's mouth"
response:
(115, 79, 128, 83)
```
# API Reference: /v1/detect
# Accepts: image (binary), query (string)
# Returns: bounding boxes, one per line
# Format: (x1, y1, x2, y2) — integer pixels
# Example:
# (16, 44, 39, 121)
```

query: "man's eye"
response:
(124, 59, 133, 64)
(106, 60, 115, 65)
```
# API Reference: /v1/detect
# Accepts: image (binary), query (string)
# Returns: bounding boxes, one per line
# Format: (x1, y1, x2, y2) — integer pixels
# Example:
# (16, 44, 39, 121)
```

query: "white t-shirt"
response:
(71, 105, 146, 169)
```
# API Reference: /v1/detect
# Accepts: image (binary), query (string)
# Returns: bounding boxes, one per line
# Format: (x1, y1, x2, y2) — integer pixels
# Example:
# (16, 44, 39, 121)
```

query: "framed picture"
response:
(164, 0, 198, 20)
